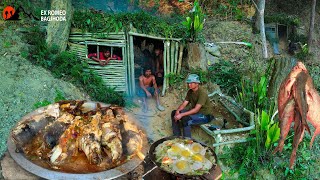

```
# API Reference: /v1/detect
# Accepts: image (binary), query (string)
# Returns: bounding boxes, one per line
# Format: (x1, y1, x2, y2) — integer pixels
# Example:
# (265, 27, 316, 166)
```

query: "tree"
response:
(46, 0, 73, 53)
(308, 0, 317, 53)
(252, 0, 268, 59)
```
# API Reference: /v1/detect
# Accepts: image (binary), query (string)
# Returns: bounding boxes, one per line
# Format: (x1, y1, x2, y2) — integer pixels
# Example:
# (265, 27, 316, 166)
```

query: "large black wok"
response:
(148, 136, 218, 179)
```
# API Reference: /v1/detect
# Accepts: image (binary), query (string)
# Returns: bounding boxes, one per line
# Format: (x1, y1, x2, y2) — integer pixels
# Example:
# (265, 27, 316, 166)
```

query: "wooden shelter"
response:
(68, 28, 184, 96)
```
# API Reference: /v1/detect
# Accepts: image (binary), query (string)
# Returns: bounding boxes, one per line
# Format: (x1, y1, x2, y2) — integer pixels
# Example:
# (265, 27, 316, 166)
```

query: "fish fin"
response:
(304, 123, 311, 135)
(310, 128, 320, 149)
(290, 121, 305, 169)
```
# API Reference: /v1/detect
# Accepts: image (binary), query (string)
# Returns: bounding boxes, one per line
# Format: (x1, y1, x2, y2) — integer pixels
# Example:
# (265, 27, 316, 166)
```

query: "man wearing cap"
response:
(171, 74, 214, 137)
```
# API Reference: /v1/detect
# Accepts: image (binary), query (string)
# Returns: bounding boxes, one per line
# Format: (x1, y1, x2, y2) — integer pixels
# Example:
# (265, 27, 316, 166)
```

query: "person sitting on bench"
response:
(171, 74, 214, 138)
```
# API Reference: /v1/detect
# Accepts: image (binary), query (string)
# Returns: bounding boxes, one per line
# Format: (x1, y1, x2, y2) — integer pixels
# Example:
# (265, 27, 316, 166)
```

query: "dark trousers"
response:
(171, 109, 211, 138)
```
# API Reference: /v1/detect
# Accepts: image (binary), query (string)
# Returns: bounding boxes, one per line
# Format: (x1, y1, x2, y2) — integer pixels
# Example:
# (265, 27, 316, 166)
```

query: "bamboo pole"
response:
(177, 44, 184, 74)
(69, 38, 126, 43)
(129, 35, 135, 95)
(212, 138, 255, 147)
(70, 32, 125, 36)
(125, 31, 132, 96)
(69, 48, 87, 53)
(79, 42, 126, 47)
(174, 41, 179, 74)
(122, 45, 129, 95)
(68, 42, 87, 48)
(94, 70, 124, 73)
(128, 32, 182, 41)
(162, 41, 167, 96)
(97, 45, 100, 59)
(71, 34, 126, 39)
(166, 41, 170, 90)
(170, 41, 175, 75)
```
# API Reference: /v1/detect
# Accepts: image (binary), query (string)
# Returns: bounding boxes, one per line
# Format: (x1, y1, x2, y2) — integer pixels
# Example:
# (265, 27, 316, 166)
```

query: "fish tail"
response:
(304, 123, 311, 135)
(310, 128, 320, 148)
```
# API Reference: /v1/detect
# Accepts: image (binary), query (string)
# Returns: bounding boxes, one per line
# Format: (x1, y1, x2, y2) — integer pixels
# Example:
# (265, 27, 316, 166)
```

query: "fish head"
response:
(292, 61, 308, 73)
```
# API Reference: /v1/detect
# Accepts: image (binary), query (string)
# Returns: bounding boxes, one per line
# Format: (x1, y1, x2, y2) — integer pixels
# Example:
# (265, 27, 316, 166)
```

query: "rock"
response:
(205, 52, 219, 66)
(204, 43, 221, 57)
(186, 42, 208, 71)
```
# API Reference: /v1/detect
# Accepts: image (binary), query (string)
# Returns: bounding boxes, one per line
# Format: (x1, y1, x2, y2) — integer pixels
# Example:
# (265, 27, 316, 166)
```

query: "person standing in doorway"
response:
(154, 48, 164, 87)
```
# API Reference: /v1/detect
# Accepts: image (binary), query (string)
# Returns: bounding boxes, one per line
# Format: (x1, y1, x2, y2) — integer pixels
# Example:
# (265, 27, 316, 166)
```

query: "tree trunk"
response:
(46, 0, 73, 53)
(268, 57, 297, 101)
(258, 0, 268, 59)
(308, 0, 317, 53)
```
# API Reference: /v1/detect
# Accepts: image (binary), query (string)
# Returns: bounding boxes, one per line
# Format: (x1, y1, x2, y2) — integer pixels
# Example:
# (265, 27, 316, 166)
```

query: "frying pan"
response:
(148, 136, 218, 179)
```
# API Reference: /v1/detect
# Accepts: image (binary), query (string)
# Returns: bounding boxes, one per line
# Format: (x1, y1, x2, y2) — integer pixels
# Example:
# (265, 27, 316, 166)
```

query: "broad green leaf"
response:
(86, 19, 91, 24)
(197, 23, 203, 32)
(265, 134, 271, 148)
(182, 17, 192, 29)
(194, 15, 200, 30)
(261, 110, 270, 131)
(269, 123, 280, 143)
(265, 123, 280, 148)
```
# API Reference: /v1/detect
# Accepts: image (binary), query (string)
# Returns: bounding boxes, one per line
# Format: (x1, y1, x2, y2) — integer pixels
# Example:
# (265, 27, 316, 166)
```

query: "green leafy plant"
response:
(54, 89, 66, 102)
(165, 73, 185, 87)
(181, 0, 205, 41)
(208, 60, 241, 96)
(296, 44, 310, 61)
(33, 100, 51, 109)
(257, 110, 280, 149)
(72, 10, 187, 41)
(265, 13, 300, 26)
(212, 0, 247, 21)
(3, 41, 11, 48)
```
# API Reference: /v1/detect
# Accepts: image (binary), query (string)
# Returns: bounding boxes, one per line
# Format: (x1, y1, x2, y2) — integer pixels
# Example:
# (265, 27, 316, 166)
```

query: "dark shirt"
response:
(185, 87, 213, 115)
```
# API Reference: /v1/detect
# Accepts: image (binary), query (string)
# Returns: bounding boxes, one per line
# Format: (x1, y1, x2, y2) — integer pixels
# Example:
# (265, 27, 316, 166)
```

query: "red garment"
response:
(88, 52, 122, 60)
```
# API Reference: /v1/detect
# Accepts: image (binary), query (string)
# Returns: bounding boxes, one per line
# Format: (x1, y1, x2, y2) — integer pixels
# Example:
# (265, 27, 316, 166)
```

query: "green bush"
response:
(72, 10, 188, 41)
(208, 60, 241, 96)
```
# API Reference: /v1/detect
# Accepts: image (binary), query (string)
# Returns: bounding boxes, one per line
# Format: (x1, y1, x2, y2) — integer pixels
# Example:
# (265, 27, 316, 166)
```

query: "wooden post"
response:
(122, 46, 128, 95)
(170, 41, 175, 74)
(97, 45, 99, 59)
(174, 41, 179, 74)
(177, 44, 184, 74)
(129, 35, 135, 95)
(162, 41, 167, 96)
(166, 41, 170, 89)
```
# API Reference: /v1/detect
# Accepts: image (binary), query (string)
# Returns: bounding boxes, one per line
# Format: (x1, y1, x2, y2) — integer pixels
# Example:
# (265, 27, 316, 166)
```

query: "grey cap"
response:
(186, 74, 200, 83)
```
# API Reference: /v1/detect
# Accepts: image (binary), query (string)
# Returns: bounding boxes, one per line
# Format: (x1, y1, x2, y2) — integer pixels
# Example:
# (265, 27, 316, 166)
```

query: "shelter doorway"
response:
(132, 36, 164, 95)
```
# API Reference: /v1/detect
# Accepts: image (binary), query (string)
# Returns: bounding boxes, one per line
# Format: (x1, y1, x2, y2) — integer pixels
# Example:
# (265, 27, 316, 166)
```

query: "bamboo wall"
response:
(68, 32, 127, 92)
(68, 31, 184, 96)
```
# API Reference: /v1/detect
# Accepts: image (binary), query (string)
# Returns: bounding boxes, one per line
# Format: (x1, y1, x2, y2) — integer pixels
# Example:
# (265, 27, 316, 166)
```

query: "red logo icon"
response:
(3, 6, 16, 20)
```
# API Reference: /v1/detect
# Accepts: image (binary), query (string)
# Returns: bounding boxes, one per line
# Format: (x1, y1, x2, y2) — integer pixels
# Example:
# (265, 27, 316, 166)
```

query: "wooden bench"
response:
(200, 90, 255, 150)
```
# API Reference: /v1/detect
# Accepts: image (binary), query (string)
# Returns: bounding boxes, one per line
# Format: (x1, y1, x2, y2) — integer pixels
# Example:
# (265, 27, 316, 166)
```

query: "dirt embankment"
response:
(0, 26, 88, 159)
